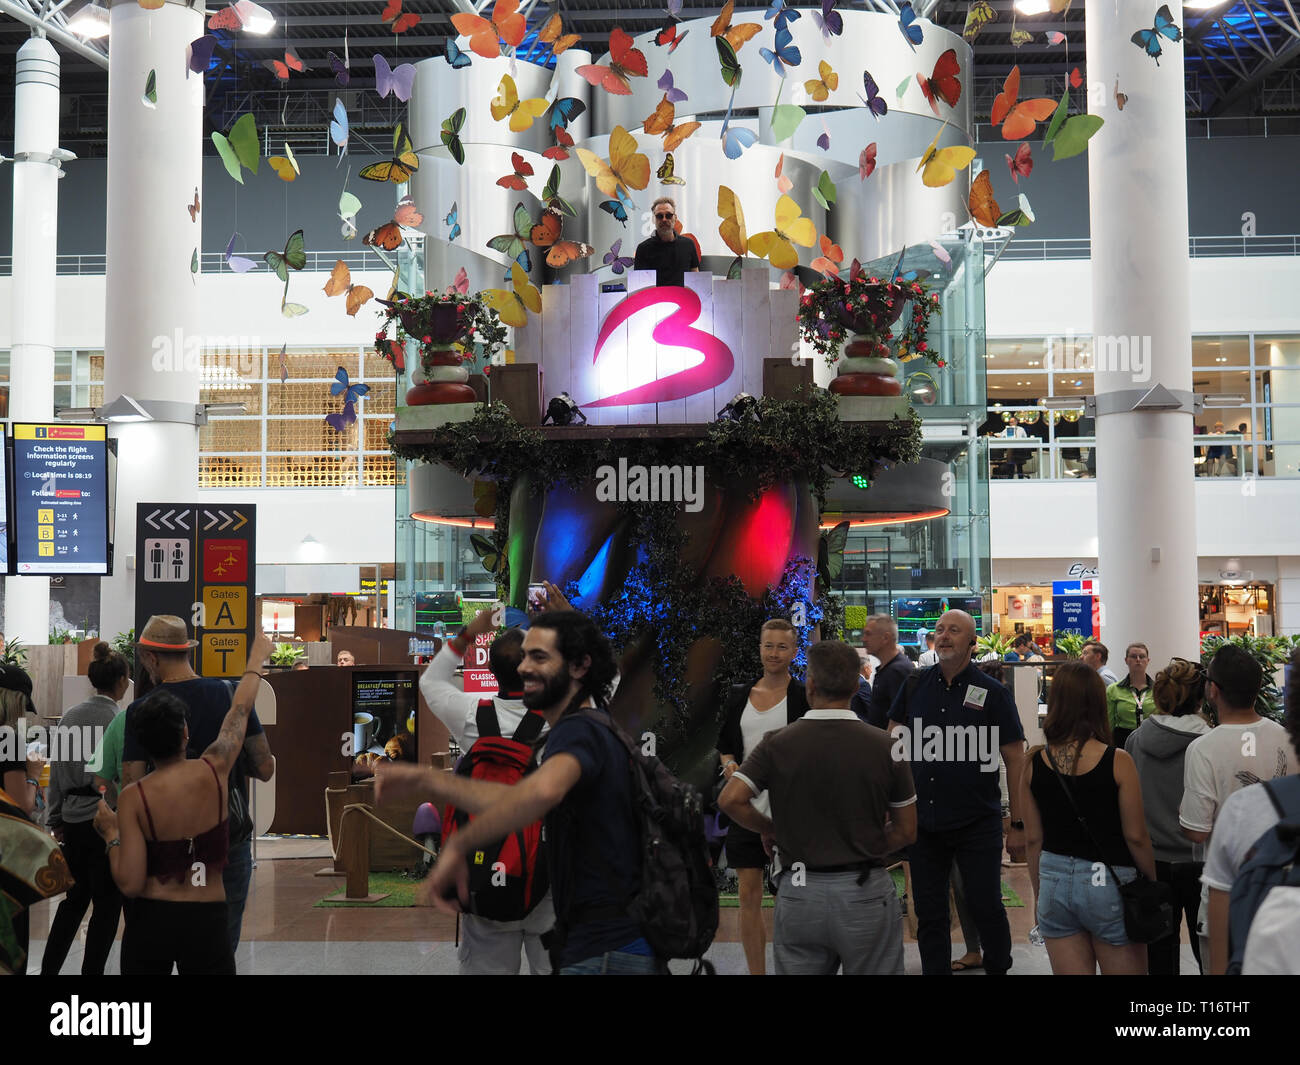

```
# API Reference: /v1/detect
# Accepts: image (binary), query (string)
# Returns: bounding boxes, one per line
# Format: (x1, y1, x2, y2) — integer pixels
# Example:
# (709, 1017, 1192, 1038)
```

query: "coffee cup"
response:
(353, 712, 376, 753)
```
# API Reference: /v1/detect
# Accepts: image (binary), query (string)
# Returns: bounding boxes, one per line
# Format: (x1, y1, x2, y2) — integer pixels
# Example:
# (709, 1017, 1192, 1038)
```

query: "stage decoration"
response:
(796, 267, 942, 369)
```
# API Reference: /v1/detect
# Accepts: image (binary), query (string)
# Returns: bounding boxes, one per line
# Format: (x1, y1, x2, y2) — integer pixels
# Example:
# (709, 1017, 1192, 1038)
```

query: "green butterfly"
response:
(143, 69, 157, 108)
(770, 104, 806, 143)
(812, 169, 837, 210)
(212, 112, 259, 184)
(542, 164, 576, 218)
(441, 107, 467, 166)
(817, 519, 850, 588)
(486, 203, 533, 273)
(716, 38, 742, 88)
(1042, 87, 1104, 162)
(469, 533, 505, 577)
(726, 255, 744, 280)
(190, 247, 198, 282)
(265, 229, 307, 309)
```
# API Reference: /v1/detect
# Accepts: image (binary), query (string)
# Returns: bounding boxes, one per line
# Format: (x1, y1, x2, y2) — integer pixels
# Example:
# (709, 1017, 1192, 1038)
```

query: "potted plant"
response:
(1053, 631, 1088, 658)
(111, 629, 136, 676)
(1200, 632, 1298, 722)
(268, 642, 306, 671)
(976, 632, 1015, 660)
(1, 639, 27, 667)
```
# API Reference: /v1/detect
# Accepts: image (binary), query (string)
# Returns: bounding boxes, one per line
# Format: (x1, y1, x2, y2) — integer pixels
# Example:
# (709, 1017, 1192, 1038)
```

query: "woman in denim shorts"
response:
(1020, 662, 1158, 974)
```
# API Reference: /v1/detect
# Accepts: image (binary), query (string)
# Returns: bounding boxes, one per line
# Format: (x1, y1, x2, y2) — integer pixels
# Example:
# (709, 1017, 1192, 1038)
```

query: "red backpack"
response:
(441, 699, 548, 921)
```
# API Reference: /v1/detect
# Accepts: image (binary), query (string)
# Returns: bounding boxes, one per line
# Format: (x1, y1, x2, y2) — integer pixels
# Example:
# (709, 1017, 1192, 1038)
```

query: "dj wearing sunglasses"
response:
(632, 196, 701, 286)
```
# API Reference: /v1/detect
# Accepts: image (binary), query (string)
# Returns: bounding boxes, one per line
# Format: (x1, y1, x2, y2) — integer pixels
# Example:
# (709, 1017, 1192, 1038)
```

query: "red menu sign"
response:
(462, 631, 498, 695)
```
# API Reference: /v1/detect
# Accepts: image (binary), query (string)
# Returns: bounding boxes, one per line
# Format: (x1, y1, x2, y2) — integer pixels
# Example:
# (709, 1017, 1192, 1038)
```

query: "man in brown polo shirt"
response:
(719, 640, 917, 974)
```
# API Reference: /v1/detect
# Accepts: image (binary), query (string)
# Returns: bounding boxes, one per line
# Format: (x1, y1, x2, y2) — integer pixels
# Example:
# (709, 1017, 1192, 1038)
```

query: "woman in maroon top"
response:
(93, 635, 271, 975)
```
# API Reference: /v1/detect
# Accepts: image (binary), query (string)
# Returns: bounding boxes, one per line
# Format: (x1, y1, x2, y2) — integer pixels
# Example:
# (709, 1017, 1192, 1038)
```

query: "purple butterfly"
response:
(817, 131, 831, 150)
(327, 50, 350, 86)
(374, 54, 416, 102)
(657, 68, 687, 104)
(224, 232, 257, 273)
(603, 239, 634, 275)
(278, 343, 288, 384)
(859, 70, 888, 119)
(188, 35, 218, 75)
(812, 0, 842, 41)
(324, 403, 357, 433)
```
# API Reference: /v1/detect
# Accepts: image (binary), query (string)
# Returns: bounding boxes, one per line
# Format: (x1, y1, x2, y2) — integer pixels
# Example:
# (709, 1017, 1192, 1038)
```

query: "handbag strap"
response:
(1043, 745, 1127, 887)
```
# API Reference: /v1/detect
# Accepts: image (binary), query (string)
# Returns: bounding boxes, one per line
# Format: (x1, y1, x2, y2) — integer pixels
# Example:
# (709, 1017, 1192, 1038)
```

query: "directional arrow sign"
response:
(160, 509, 175, 531)
(146, 508, 162, 530)
(219, 511, 232, 531)
(175, 510, 190, 531)
(204, 509, 219, 531)
(232, 510, 248, 532)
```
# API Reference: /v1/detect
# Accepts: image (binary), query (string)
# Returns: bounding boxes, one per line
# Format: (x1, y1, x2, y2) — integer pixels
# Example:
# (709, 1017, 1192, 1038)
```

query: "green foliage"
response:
(0, 640, 28, 667)
(1200, 632, 1300, 722)
(977, 632, 1015, 658)
(1053, 631, 1088, 658)
(843, 605, 867, 634)
(269, 642, 306, 667)
(111, 630, 136, 675)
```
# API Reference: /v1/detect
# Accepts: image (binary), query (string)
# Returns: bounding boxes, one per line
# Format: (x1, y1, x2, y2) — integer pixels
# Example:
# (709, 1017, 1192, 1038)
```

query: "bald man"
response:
(888, 610, 1028, 975)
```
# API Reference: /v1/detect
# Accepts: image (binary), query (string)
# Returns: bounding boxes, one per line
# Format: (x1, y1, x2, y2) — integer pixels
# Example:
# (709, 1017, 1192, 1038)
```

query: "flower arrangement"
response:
(373, 289, 508, 373)
(796, 264, 943, 368)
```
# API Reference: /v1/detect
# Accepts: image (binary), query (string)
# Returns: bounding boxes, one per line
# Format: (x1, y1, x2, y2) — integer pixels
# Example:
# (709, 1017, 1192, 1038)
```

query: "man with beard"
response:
(377, 610, 656, 974)
(633, 197, 700, 287)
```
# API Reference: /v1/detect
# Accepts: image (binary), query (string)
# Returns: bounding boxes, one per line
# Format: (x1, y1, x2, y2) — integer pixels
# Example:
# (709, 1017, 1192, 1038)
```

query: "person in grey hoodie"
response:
(1125, 657, 1210, 975)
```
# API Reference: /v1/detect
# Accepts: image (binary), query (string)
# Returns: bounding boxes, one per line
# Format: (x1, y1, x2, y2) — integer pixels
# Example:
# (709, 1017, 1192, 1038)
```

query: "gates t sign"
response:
(135, 503, 257, 678)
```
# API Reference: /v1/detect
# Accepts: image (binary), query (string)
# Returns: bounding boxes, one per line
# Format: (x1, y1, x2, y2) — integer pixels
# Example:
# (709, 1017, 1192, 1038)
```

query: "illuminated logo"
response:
(586, 286, 734, 408)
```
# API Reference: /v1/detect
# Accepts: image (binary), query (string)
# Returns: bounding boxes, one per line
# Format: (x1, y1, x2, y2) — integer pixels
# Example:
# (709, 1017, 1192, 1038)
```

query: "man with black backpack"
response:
(381, 610, 717, 974)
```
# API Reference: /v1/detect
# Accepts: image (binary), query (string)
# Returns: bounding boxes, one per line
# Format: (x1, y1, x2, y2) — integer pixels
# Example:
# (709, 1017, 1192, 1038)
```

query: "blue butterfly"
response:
(859, 71, 888, 119)
(759, 25, 801, 77)
(898, 2, 923, 51)
(599, 188, 635, 226)
(445, 38, 471, 69)
(331, 366, 370, 406)
(764, 0, 800, 33)
(1131, 4, 1181, 65)
(721, 111, 758, 159)
(548, 96, 587, 132)
(444, 201, 461, 243)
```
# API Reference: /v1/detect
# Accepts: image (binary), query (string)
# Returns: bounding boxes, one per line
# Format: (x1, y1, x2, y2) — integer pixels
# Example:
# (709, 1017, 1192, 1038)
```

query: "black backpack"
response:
(551, 708, 718, 973)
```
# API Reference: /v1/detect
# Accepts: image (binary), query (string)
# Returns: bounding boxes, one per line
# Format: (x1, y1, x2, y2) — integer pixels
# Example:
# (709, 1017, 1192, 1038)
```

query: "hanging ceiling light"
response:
(68, 2, 111, 38)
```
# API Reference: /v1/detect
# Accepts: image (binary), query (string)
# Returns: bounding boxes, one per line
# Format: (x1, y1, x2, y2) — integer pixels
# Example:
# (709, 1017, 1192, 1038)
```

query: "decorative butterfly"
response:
(1041, 85, 1104, 161)
(576, 125, 650, 200)
(498, 151, 535, 191)
(538, 12, 580, 55)
(758, 24, 801, 77)
(576, 28, 647, 96)
(859, 143, 877, 180)
(1132, 4, 1181, 64)
(143, 69, 157, 108)
(809, 233, 843, 277)
(805, 60, 838, 103)
(1006, 142, 1033, 183)
(811, 170, 836, 211)
(374, 54, 416, 101)
(265, 49, 305, 82)
(207, 1, 269, 31)
(445, 39, 472, 68)
(775, 154, 793, 194)
(529, 204, 594, 268)
(439, 108, 467, 166)
(323, 260, 375, 316)
(450, 0, 525, 58)
(212, 113, 259, 184)
(764, 0, 800, 33)
(715, 38, 743, 89)
(329, 98, 349, 153)
(812, 0, 842, 42)
(858, 71, 888, 120)
(1010, 29, 1033, 47)
(445, 202, 461, 242)
(711, 0, 762, 52)
(268, 143, 300, 182)
(930, 240, 952, 267)
(655, 21, 690, 52)
(278, 343, 289, 383)
(1115, 78, 1128, 111)
(481, 261, 542, 328)
(603, 239, 635, 274)
(991, 66, 1057, 140)
(339, 190, 363, 240)
(491, 74, 549, 133)
(543, 160, 579, 216)
(916, 127, 975, 188)
(748, 194, 816, 270)
(1070, 67, 1084, 89)
(644, 97, 701, 152)
(599, 188, 635, 226)
(969, 171, 1034, 228)
(382, 0, 422, 35)
(264, 229, 307, 285)
(716, 185, 748, 257)
(393, 195, 422, 228)
(327, 50, 351, 85)
(657, 69, 687, 104)
(897, 1, 923, 51)
(818, 521, 849, 587)
(817, 126, 831, 151)
(469, 533, 505, 577)
(224, 232, 257, 273)
(326, 367, 370, 432)
(657, 153, 685, 186)
(544, 126, 575, 161)
(363, 220, 404, 251)
(488, 203, 535, 272)
(449, 267, 470, 296)
(549, 96, 587, 132)
(187, 188, 200, 222)
(963, 0, 996, 42)
(360, 123, 419, 182)
(917, 48, 962, 116)
(187, 34, 218, 75)
(721, 104, 758, 160)
(895, 74, 911, 102)
(1046, 30, 1067, 46)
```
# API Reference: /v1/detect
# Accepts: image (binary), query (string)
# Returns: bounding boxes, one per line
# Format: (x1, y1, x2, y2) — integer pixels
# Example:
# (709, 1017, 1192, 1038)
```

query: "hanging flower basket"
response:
(375, 289, 506, 407)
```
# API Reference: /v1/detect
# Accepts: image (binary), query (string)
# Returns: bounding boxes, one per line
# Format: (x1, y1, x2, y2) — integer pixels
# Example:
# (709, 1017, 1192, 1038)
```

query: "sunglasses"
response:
(655, 212, 674, 220)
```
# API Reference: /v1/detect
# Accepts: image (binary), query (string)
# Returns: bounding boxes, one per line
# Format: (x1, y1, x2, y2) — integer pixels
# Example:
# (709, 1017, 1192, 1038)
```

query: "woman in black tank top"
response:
(1020, 663, 1158, 974)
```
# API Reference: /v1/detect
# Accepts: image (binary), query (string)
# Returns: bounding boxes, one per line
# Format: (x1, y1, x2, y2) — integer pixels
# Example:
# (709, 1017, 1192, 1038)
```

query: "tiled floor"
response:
(25, 839, 1201, 975)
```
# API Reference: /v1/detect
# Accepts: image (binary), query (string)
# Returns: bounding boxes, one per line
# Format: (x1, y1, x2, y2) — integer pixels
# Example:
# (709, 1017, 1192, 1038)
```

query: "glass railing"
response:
(984, 435, 1296, 480)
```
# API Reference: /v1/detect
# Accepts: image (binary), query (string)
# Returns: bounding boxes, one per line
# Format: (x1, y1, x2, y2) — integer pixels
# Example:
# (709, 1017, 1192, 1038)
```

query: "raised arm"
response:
(201, 636, 274, 777)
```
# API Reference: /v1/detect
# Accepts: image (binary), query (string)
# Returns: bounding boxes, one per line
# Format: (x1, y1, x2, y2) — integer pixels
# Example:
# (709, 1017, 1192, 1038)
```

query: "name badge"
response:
(963, 685, 988, 710)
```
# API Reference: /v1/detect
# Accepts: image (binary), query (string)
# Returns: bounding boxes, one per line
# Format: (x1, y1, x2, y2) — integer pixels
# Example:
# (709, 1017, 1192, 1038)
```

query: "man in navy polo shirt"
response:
(889, 610, 1027, 975)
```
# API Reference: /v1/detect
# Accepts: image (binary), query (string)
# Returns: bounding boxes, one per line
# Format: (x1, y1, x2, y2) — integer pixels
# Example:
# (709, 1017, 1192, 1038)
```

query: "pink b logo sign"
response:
(586, 286, 734, 408)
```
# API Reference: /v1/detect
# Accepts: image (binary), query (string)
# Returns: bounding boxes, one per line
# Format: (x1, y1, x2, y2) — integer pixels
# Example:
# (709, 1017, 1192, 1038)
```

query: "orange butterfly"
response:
(497, 151, 535, 191)
(450, 0, 525, 58)
(323, 260, 375, 316)
(968, 171, 1001, 227)
(916, 48, 962, 115)
(576, 27, 647, 95)
(529, 207, 595, 268)
(711, 0, 762, 52)
(643, 97, 701, 152)
(543, 126, 575, 161)
(393, 195, 423, 228)
(775, 153, 793, 194)
(538, 12, 580, 55)
(265, 49, 305, 81)
(382, 0, 421, 34)
(809, 233, 844, 277)
(990, 66, 1057, 140)
(187, 188, 200, 222)
(363, 221, 403, 251)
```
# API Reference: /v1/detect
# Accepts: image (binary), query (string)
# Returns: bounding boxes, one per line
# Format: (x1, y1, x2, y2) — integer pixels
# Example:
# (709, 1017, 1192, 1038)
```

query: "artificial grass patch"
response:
(316, 872, 425, 907)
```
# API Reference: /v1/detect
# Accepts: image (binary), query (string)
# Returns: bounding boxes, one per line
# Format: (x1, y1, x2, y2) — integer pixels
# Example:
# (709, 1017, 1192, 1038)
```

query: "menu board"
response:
(351, 672, 418, 761)
(11, 423, 110, 575)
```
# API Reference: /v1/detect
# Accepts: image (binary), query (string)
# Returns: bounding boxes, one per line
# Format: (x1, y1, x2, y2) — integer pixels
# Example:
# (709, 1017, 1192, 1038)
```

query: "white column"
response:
(99, 0, 204, 641)
(1087, 0, 1199, 667)
(5, 37, 61, 645)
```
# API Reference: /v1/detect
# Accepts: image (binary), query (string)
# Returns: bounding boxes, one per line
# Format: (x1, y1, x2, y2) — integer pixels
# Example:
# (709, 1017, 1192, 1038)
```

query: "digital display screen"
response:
(351, 672, 418, 761)
(11, 423, 109, 575)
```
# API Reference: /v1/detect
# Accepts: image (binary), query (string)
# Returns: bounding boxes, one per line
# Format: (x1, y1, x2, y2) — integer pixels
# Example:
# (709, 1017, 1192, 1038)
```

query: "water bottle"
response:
(1029, 924, 1045, 947)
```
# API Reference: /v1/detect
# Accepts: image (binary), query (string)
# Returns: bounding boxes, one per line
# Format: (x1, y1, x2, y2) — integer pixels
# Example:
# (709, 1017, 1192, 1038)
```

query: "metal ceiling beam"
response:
(1210, 31, 1300, 112)
(0, 0, 108, 67)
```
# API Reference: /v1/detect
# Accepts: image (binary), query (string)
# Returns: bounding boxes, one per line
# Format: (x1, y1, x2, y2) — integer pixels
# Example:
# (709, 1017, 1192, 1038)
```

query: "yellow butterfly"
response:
(804, 60, 839, 103)
(490, 74, 549, 133)
(268, 142, 300, 182)
(747, 194, 815, 270)
(481, 261, 541, 328)
(576, 125, 650, 200)
(716, 185, 748, 257)
(916, 127, 976, 188)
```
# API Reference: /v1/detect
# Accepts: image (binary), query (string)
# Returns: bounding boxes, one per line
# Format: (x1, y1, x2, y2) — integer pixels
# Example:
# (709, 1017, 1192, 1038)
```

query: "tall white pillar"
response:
(5, 37, 61, 646)
(99, 0, 204, 641)
(1087, 1, 1199, 667)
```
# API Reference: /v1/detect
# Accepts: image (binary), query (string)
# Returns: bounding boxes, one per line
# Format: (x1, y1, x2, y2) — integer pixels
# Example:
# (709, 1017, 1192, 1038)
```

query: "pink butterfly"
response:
(1046, 31, 1066, 45)
(775, 153, 793, 194)
(779, 270, 803, 292)
(858, 143, 877, 180)
(929, 240, 951, 267)
(1006, 142, 1033, 183)
(446, 266, 469, 295)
